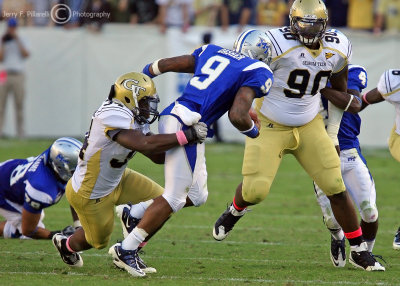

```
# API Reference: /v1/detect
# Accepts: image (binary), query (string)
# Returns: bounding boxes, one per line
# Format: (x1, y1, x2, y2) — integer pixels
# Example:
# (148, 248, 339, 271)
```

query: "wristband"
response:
(362, 93, 370, 105)
(240, 121, 259, 138)
(142, 63, 155, 78)
(176, 130, 188, 146)
(344, 94, 354, 112)
(151, 59, 162, 75)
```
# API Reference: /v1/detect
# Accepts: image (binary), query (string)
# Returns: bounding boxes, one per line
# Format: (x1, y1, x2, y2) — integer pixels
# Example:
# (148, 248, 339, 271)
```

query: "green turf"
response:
(0, 139, 399, 285)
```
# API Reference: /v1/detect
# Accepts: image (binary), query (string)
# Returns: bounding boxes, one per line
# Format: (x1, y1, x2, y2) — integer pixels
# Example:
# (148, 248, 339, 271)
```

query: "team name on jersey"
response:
(302, 61, 327, 67)
(28, 155, 43, 172)
(217, 48, 245, 61)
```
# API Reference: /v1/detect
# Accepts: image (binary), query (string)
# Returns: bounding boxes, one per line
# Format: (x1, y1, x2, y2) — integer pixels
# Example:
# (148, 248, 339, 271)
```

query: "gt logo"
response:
(122, 79, 146, 94)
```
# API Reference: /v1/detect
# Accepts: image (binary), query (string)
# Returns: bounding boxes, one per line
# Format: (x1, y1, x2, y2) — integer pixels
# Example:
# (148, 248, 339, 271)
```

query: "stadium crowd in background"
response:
(0, 0, 399, 34)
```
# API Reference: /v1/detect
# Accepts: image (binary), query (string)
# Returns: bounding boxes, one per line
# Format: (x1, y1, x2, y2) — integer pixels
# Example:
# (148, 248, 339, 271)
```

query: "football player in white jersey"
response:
(52, 72, 208, 272)
(361, 69, 400, 250)
(213, 0, 384, 271)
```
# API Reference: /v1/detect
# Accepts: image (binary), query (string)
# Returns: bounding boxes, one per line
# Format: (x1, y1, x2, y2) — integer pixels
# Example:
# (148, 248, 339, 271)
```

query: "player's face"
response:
(138, 98, 150, 119)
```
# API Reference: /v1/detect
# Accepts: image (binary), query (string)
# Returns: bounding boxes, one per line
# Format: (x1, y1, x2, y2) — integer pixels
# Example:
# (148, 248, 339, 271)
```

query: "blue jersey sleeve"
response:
(241, 62, 274, 98)
(347, 65, 367, 92)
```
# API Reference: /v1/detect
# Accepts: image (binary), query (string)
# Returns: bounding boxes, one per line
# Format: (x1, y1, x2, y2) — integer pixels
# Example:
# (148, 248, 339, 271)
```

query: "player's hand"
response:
(61, 225, 76, 236)
(249, 108, 260, 130)
(184, 122, 208, 144)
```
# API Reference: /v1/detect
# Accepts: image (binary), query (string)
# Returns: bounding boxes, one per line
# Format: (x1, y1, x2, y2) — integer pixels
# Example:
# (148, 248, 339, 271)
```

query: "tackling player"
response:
(315, 65, 381, 267)
(212, 0, 384, 271)
(107, 29, 274, 277)
(52, 72, 207, 273)
(0, 137, 82, 239)
(361, 69, 400, 250)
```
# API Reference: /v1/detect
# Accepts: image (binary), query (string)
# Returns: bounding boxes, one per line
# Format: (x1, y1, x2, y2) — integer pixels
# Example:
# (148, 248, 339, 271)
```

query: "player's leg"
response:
(0, 208, 23, 238)
(341, 148, 378, 253)
(53, 181, 115, 267)
(110, 115, 198, 276)
(313, 181, 346, 267)
(213, 115, 288, 241)
(11, 74, 25, 138)
(114, 168, 164, 274)
(295, 115, 384, 271)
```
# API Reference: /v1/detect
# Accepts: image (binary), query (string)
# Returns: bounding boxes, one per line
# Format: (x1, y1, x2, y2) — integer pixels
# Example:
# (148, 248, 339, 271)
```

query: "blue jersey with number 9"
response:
(160, 44, 274, 126)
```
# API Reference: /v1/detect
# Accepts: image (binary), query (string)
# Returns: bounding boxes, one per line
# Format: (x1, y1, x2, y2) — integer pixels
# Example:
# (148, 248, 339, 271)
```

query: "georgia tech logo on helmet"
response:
(122, 79, 146, 93)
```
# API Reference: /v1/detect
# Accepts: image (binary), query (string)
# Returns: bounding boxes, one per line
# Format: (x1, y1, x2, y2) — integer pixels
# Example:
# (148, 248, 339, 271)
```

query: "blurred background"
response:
(0, 0, 399, 146)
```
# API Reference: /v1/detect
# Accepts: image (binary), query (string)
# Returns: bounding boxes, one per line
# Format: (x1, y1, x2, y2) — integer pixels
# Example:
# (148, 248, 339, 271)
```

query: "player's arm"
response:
(142, 132, 166, 164)
(229, 86, 260, 138)
(142, 55, 196, 77)
(21, 209, 52, 239)
(360, 88, 385, 110)
(112, 125, 207, 154)
(321, 67, 361, 114)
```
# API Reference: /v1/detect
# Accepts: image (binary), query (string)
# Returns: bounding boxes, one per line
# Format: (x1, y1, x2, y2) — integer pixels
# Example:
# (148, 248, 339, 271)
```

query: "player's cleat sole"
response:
(52, 233, 83, 267)
(213, 204, 247, 241)
(108, 243, 145, 277)
(330, 236, 346, 267)
(349, 242, 385, 271)
(136, 251, 157, 273)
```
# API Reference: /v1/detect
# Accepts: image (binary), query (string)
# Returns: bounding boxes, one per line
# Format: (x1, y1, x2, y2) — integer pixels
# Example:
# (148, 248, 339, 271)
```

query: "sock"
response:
(365, 239, 375, 252)
(344, 227, 363, 246)
(129, 200, 153, 219)
(232, 196, 246, 211)
(122, 227, 148, 250)
(329, 228, 345, 241)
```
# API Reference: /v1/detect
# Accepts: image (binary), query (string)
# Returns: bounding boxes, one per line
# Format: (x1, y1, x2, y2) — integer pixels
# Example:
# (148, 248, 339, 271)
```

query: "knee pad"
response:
(162, 193, 186, 213)
(360, 203, 378, 223)
(242, 178, 270, 204)
(188, 188, 208, 207)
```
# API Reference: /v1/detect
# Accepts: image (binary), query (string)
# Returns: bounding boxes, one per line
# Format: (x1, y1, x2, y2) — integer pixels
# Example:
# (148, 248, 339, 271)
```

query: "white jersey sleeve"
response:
(377, 69, 400, 135)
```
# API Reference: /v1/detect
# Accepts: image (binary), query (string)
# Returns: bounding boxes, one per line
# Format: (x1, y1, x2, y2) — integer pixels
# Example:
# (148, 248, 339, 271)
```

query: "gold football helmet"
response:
(111, 72, 159, 124)
(289, 0, 328, 47)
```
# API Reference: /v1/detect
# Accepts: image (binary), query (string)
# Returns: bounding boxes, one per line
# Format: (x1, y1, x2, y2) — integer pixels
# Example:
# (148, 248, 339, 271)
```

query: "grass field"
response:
(0, 139, 399, 285)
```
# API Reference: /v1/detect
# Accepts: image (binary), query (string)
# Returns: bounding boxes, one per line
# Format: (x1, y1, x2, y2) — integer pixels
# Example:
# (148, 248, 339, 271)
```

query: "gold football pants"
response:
(66, 168, 163, 249)
(242, 113, 345, 204)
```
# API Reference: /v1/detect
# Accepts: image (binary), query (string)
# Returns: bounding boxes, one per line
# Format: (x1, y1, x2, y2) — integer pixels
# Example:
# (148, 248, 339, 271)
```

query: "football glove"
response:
(184, 122, 208, 144)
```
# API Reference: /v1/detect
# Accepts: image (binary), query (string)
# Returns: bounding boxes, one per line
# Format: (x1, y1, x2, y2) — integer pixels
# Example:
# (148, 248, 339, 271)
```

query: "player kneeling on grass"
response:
(0, 137, 82, 239)
(52, 72, 207, 274)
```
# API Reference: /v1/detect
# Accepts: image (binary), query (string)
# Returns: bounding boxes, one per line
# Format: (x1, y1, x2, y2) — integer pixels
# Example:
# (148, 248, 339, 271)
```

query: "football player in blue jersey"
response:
(107, 29, 274, 277)
(314, 65, 382, 267)
(0, 137, 82, 239)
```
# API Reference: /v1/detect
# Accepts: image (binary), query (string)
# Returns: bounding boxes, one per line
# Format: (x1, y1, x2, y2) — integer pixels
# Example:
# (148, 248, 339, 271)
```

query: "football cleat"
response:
(52, 233, 83, 267)
(116, 204, 141, 239)
(213, 204, 247, 241)
(136, 251, 157, 273)
(393, 229, 400, 250)
(108, 243, 145, 277)
(330, 236, 346, 267)
(349, 242, 385, 271)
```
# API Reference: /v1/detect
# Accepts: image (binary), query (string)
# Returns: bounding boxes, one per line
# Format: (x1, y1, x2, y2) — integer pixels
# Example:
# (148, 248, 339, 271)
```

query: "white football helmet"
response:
(233, 29, 273, 65)
(49, 137, 83, 182)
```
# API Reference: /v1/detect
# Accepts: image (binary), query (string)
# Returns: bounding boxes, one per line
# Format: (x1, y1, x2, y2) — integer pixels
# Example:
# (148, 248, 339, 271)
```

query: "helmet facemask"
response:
(291, 16, 327, 47)
(133, 92, 160, 125)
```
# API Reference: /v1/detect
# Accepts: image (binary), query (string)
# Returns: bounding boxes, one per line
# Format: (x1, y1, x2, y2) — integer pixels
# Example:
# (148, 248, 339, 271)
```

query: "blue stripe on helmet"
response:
(236, 29, 256, 54)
